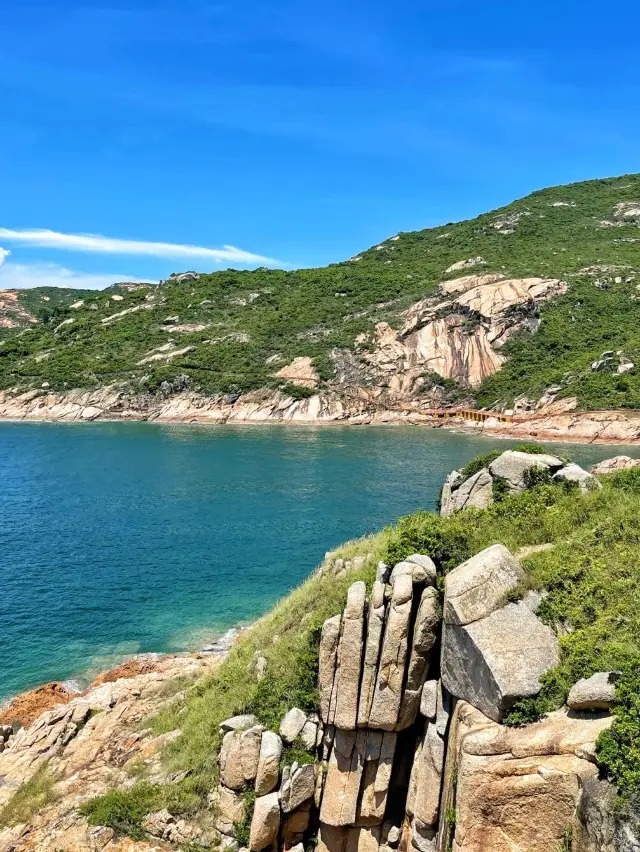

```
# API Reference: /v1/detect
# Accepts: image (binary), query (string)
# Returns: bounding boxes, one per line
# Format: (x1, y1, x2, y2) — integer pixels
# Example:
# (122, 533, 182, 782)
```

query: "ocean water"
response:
(1, 421, 637, 700)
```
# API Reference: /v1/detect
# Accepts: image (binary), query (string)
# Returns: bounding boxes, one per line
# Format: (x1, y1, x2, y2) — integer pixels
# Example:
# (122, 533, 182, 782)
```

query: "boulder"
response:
(249, 792, 281, 851)
(369, 575, 413, 730)
(489, 450, 564, 492)
(419, 681, 438, 721)
(396, 588, 440, 730)
(441, 602, 559, 722)
(319, 614, 342, 724)
(358, 582, 387, 727)
(300, 719, 318, 750)
(441, 468, 493, 516)
(212, 786, 246, 835)
(220, 714, 257, 732)
(591, 455, 640, 475)
(280, 762, 316, 813)
(282, 802, 312, 848)
(567, 672, 618, 711)
(220, 730, 246, 790)
(443, 544, 524, 626)
(334, 582, 367, 730)
(255, 731, 283, 795)
(280, 708, 308, 744)
(240, 724, 264, 782)
(553, 463, 602, 493)
(410, 819, 436, 852)
(390, 555, 437, 586)
(439, 470, 463, 517)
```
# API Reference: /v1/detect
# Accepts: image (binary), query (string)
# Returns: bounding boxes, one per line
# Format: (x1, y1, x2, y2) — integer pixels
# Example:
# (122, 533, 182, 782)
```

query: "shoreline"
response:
(2, 408, 640, 447)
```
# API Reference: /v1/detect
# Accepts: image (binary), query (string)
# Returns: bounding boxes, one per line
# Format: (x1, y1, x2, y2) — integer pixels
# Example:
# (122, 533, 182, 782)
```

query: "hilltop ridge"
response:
(1, 173, 640, 431)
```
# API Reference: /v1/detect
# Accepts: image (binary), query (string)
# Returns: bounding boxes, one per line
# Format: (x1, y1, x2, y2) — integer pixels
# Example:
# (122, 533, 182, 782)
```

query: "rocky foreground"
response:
(0, 655, 222, 852)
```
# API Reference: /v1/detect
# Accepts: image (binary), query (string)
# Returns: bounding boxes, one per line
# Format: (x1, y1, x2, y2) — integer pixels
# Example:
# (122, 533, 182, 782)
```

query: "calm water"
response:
(1, 422, 638, 700)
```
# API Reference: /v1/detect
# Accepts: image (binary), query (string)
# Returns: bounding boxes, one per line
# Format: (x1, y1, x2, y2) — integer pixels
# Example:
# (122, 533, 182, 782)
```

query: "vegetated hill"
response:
(0, 287, 96, 334)
(1, 174, 640, 411)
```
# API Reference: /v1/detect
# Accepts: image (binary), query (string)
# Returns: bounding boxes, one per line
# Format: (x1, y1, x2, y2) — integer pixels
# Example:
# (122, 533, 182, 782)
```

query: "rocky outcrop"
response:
(488, 449, 564, 491)
(591, 455, 640, 474)
(439, 468, 492, 516)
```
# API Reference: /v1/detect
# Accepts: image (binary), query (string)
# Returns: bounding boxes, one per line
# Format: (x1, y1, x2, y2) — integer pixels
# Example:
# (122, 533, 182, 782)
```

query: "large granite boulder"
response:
(440, 468, 493, 516)
(280, 708, 307, 744)
(441, 602, 559, 722)
(249, 792, 281, 851)
(369, 575, 413, 730)
(443, 544, 524, 626)
(255, 730, 283, 795)
(567, 672, 618, 711)
(240, 724, 264, 782)
(390, 554, 437, 586)
(553, 462, 602, 493)
(444, 702, 613, 852)
(489, 450, 564, 492)
(220, 730, 246, 790)
(280, 762, 316, 813)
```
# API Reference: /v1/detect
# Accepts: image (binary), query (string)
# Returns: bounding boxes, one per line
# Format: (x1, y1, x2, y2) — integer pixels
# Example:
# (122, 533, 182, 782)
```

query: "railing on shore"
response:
(388, 406, 517, 423)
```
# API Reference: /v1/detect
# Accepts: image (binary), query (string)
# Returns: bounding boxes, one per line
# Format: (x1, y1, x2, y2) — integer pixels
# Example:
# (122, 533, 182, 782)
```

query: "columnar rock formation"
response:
(214, 535, 622, 852)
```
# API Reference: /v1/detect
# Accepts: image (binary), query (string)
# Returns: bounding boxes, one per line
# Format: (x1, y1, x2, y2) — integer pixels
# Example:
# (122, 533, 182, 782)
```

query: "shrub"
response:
(460, 451, 501, 480)
(597, 661, 640, 800)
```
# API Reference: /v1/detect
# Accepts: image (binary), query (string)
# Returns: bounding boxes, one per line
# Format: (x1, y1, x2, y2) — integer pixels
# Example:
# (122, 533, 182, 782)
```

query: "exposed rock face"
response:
(334, 583, 367, 730)
(591, 455, 640, 474)
(397, 588, 439, 730)
(568, 672, 618, 711)
(275, 357, 320, 389)
(441, 602, 559, 722)
(488, 450, 564, 491)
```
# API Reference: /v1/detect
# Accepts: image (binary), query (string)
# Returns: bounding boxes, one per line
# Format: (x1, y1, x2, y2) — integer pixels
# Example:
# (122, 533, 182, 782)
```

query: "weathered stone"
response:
(440, 470, 463, 517)
(357, 581, 386, 727)
(383, 824, 400, 847)
(213, 785, 246, 835)
(411, 819, 436, 852)
(573, 778, 618, 852)
(280, 762, 316, 813)
(413, 724, 445, 827)
(320, 728, 368, 826)
(282, 801, 312, 849)
(567, 672, 618, 711)
(300, 719, 318, 750)
(489, 450, 564, 492)
(390, 555, 437, 586)
(280, 707, 308, 744)
(591, 455, 640, 475)
(397, 587, 440, 730)
(334, 582, 367, 730)
(420, 681, 438, 720)
(220, 730, 246, 790)
(441, 602, 559, 722)
(354, 825, 382, 852)
(358, 731, 397, 826)
(443, 544, 524, 626)
(255, 730, 282, 795)
(220, 714, 257, 732)
(240, 724, 264, 782)
(441, 468, 493, 516)
(317, 823, 349, 852)
(553, 462, 602, 493)
(249, 792, 281, 851)
(319, 615, 342, 725)
(376, 562, 391, 584)
(445, 702, 612, 852)
(369, 575, 413, 730)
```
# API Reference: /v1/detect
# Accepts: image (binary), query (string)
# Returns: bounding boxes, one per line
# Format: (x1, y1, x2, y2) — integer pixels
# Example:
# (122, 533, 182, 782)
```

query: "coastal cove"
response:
(2, 422, 638, 702)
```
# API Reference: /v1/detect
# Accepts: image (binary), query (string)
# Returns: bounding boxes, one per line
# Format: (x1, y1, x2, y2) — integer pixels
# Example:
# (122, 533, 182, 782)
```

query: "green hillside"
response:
(1, 173, 640, 410)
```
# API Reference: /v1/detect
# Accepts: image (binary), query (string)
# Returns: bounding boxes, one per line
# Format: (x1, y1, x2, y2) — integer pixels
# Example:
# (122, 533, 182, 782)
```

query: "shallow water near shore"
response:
(1, 421, 638, 700)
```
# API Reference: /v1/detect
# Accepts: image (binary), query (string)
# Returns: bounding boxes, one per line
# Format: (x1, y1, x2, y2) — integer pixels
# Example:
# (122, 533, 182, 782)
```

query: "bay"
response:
(1, 421, 637, 700)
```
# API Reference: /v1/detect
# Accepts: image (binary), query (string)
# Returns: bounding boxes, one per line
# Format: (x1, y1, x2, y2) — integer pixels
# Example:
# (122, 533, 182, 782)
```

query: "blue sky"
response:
(1, 0, 639, 288)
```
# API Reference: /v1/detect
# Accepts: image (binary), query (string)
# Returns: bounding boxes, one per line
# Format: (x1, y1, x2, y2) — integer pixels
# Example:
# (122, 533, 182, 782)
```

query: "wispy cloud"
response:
(0, 228, 283, 266)
(0, 260, 155, 290)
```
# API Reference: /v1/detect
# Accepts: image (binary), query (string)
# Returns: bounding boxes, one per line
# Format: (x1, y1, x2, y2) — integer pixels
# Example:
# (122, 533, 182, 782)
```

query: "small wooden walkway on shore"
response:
(388, 406, 516, 423)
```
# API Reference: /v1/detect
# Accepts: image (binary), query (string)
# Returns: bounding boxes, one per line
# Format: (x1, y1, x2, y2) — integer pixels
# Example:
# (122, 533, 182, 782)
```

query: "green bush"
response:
(597, 662, 640, 800)
(460, 450, 502, 480)
(609, 467, 640, 495)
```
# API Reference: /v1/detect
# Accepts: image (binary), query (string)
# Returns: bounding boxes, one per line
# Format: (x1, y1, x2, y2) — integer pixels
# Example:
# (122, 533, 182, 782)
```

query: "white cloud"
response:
(0, 228, 282, 266)
(0, 247, 10, 266)
(0, 261, 156, 290)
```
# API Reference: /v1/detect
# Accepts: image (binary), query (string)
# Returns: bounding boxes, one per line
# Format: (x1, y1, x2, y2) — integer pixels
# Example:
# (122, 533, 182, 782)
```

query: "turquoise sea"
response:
(1, 422, 638, 701)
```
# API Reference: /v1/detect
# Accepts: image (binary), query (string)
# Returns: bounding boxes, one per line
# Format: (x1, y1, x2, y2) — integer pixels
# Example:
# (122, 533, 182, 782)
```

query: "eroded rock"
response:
(443, 544, 524, 626)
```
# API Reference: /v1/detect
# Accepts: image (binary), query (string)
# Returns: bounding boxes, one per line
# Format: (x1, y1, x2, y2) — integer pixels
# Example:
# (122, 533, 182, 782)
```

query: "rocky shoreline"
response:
(2, 386, 640, 446)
